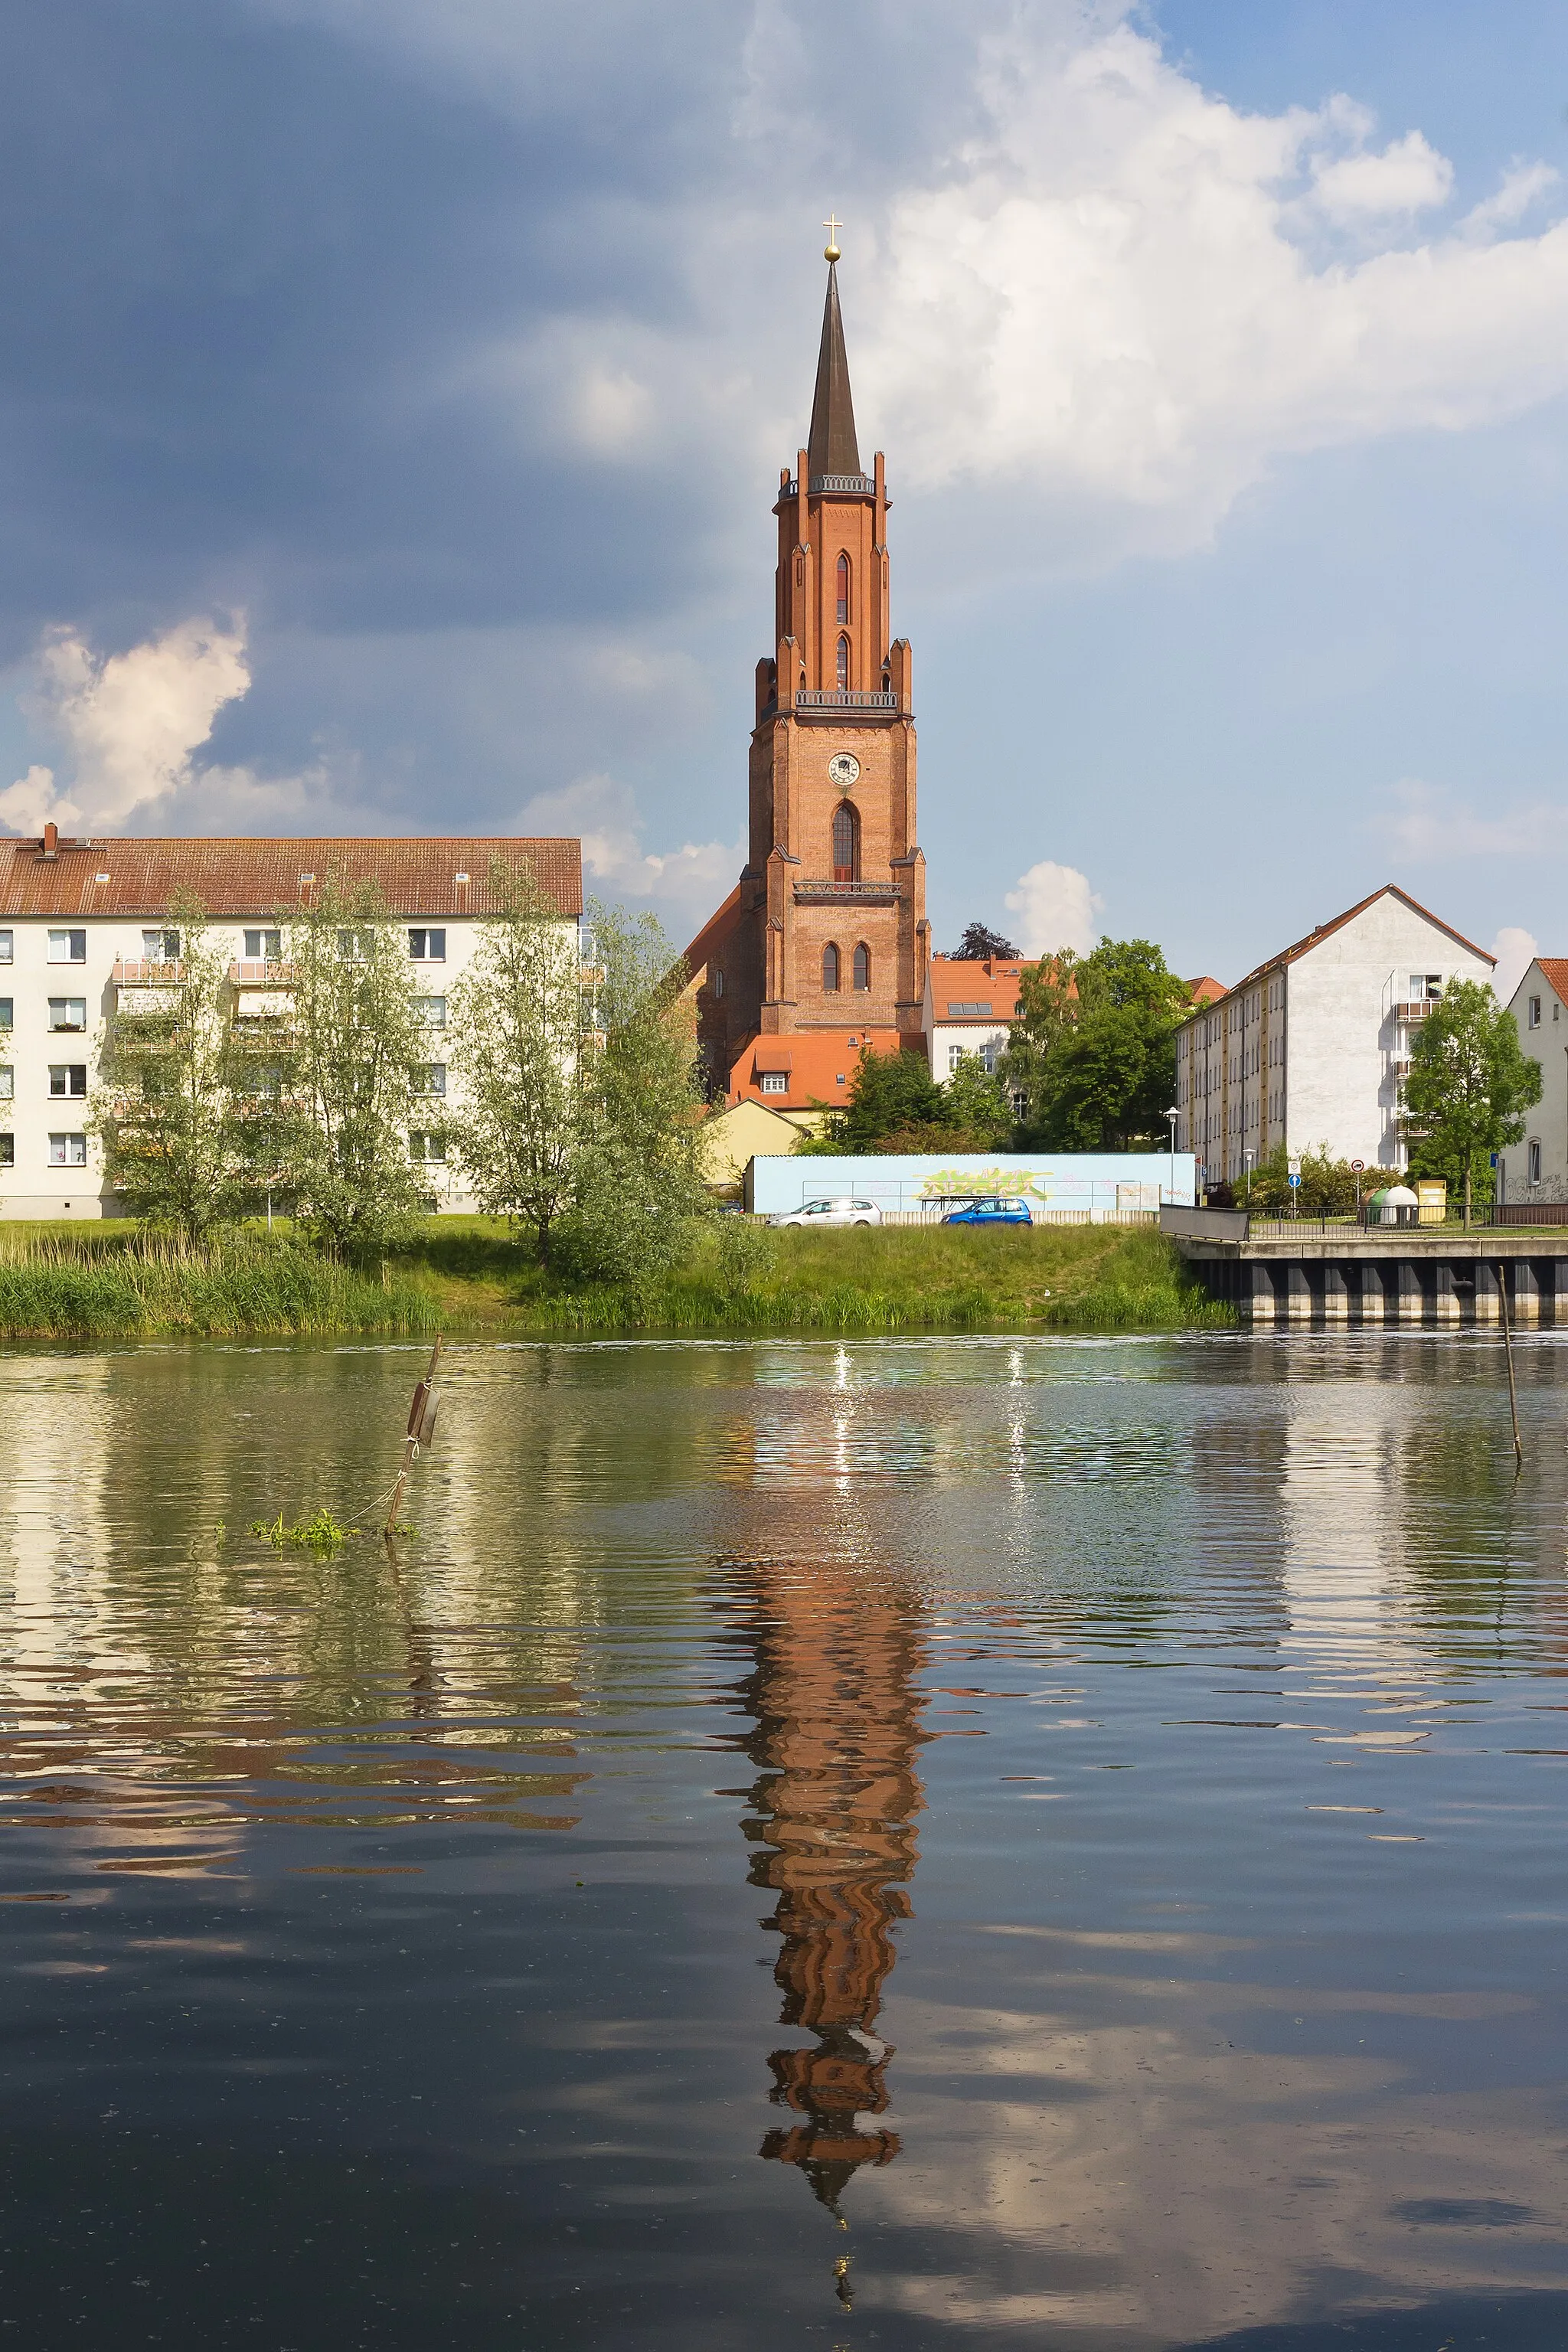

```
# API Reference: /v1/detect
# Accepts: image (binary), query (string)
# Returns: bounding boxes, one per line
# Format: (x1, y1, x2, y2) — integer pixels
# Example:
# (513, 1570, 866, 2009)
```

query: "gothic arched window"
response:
(836, 633, 850, 689)
(836, 554, 851, 626)
(852, 942, 871, 992)
(831, 802, 858, 883)
(822, 942, 840, 994)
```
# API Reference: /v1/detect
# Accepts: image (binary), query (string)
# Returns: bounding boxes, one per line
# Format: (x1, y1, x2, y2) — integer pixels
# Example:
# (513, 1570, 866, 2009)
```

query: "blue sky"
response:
(3, 0, 1568, 992)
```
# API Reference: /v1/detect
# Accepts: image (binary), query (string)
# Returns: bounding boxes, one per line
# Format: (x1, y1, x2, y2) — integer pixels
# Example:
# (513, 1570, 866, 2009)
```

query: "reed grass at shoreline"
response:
(0, 1218, 1230, 1340)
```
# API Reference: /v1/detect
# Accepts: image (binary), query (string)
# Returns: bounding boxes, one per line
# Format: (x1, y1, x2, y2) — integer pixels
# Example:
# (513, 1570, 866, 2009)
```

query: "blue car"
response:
(942, 1195, 1032, 1227)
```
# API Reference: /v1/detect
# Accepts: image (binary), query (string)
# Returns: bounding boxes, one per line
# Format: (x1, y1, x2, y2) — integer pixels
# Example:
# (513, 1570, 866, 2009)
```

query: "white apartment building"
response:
(923, 953, 1031, 1084)
(1174, 885, 1494, 1186)
(0, 828, 583, 1217)
(1497, 958, 1568, 1204)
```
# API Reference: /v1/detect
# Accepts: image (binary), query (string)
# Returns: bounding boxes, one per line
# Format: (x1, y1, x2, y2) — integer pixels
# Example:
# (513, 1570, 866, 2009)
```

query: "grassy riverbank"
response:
(0, 1219, 1230, 1340)
(398, 1218, 1230, 1335)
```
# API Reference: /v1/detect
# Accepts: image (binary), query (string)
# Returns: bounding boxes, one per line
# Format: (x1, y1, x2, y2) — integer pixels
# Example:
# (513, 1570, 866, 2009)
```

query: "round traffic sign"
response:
(1351, 1159, 1365, 1172)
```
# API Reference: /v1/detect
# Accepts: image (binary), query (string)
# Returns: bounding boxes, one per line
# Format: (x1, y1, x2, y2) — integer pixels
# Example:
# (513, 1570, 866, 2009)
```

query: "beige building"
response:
(1497, 957, 1568, 1204)
(1175, 885, 1494, 1187)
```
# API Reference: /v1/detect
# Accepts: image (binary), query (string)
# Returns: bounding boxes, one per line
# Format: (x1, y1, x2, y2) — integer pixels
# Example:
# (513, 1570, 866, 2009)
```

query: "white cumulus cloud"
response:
(845, 18, 1568, 553)
(515, 773, 740, 942)
(1004, 858, 1101, 958)
(1311, 129, 1453, 223)
(1489, 926, 1538, 1006)
(0, 618, 251, 834)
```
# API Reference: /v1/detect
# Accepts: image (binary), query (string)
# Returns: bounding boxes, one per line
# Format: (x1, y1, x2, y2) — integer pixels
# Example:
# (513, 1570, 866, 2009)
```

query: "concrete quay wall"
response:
(1160, 1210, 1568, 1327)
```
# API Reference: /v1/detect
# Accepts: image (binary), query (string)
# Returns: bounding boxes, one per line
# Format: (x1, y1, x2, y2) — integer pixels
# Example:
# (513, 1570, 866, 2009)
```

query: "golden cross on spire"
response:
(823, 213, 841, 261)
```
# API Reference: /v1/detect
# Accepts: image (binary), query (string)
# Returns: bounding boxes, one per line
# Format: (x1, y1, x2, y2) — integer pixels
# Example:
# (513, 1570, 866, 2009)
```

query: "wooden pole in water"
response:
(385, 1333, 443, 1539)
(1497, 1266, 1523, 1468)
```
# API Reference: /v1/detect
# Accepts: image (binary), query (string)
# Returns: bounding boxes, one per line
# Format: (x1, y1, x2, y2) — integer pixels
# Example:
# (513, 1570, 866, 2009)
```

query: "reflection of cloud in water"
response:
(863, 1946, 1565, 2341)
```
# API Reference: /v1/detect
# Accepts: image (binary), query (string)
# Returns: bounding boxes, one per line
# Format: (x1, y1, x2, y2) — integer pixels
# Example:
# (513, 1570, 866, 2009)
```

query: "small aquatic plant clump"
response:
(250, 1508, 361, 1553)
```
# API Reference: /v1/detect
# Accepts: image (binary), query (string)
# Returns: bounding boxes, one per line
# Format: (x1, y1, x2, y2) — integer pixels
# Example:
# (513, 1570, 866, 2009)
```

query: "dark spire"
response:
(806, 261, 862, 480)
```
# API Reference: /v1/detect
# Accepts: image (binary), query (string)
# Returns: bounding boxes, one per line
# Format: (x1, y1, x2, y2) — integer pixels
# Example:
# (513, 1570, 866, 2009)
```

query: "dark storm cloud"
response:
(0, 0, 1008, 664)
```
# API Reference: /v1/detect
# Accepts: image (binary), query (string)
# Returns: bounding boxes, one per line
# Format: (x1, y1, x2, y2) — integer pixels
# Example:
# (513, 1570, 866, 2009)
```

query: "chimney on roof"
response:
(41, 822, 57, 860)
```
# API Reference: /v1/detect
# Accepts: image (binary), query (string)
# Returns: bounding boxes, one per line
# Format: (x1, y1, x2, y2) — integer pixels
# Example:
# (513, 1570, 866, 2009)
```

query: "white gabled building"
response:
(1497, 958, 1568, 1205)
(0, 827, 583, 1217)
(1174, 884, 1494, 1187)
(923, 953, 1031, 1084)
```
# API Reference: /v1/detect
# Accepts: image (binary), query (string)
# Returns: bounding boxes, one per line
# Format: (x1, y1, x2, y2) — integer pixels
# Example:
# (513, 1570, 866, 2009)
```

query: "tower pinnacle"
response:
(806, 253, 861, 480)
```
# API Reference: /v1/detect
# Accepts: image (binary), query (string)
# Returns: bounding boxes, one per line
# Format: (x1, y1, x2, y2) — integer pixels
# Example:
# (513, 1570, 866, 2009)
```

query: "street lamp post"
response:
(1243, 1147, 1253, 1208)
(1165, 1106, 1179, 1204)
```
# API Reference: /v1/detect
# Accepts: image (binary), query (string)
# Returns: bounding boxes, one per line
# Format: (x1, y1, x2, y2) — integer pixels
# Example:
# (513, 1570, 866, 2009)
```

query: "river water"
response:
(2, 1332, 1568, 2350)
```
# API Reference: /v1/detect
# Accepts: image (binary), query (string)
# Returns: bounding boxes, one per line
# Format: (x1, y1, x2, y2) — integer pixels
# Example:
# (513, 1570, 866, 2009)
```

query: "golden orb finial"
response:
(823, 211, 841, 262)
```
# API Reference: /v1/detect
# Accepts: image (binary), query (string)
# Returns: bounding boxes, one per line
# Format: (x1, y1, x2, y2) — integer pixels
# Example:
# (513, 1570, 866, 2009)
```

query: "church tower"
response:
(684, 237, 929, 1096)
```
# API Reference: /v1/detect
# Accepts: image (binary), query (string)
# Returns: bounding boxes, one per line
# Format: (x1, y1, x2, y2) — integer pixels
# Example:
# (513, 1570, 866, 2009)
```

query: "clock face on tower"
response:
(827, 752, 861, 789)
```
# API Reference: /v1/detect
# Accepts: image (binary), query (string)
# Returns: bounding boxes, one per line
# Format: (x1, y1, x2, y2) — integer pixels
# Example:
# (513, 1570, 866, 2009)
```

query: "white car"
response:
(769, 1197, 883, 1229)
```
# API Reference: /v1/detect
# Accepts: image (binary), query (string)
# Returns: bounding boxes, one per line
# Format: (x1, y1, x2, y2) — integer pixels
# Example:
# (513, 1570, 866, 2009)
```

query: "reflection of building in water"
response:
(729, 1561, 926, 2212)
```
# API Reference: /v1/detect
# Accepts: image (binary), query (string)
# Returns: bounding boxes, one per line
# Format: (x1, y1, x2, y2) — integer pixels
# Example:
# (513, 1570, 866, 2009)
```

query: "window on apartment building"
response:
(410, 1063, 446, 1097)
(408, 1130, 446, 1164)
(1529, 996, 1542, 1028)
(416, 996, 446, 1028)
(1011, 1089, 1029, 1119)
(47, 929, 87, 964)
(47, 999, 87, 1033)
(0, 1001, 12, 1032)
(1408, 972, 1442, 1001)
(0, 1135, 11, 1167)
(836, 553, 851, 625)
(243, 929, 282, 960)
(852, 942, 871, 992)
(48, 1066, 87, 1098)
(0, 933, 11, 965)
(760, 1072, 788, 1095)
(49, 1133, 87, 1166)
(822, 942, 841, 993)
(407, 928, 446, 962)
(337, 929, 371, 961)
(141, 929, 179, 961)
(0, 1068, 10, 1101)
(949, 1044, 966, 1073)
(1529, 1139, 1543, 1186)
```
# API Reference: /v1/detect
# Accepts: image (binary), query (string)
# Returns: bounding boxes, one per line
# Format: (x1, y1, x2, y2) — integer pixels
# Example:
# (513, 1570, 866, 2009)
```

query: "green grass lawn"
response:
(396, 1217, 1231, 1334)
(0, 1217, 1230, 1339)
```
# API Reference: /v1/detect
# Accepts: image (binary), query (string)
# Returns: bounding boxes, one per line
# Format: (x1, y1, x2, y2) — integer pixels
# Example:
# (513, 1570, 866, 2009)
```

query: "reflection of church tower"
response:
(683, 233, 929, 1093)
(731, 1564, 926, 2212)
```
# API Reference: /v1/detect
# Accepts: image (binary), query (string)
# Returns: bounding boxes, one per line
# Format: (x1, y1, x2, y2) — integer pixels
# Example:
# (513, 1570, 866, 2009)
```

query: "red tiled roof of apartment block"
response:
(1185, 975, 1226, 1005)
(1533, 959, 1568, 1003)
(1188, 885, 1494, 1019)
(0, 835, 583, 920)
(729, 1028, 904, 1109)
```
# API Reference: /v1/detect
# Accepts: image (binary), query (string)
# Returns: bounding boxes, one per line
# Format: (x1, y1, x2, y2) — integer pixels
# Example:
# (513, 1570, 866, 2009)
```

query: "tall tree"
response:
(283, 875, 430, 1259)
(90, 894, 252, 1243)
(952, 922, 1018, 961)
(1001, 939, 1188, 1150)
(554, 903, 712, 1285)
(1403, 978, 1541, 1223)
(448, 858, 586, 1263)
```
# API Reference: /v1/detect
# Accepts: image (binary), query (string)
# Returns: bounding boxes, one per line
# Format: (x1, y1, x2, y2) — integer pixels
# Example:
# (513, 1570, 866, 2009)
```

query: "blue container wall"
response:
(746, 1152, 1197, 1217)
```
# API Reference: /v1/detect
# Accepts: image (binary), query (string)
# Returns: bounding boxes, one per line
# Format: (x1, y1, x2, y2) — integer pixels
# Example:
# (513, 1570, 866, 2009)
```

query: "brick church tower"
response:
(684, 241, 929, 1099)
